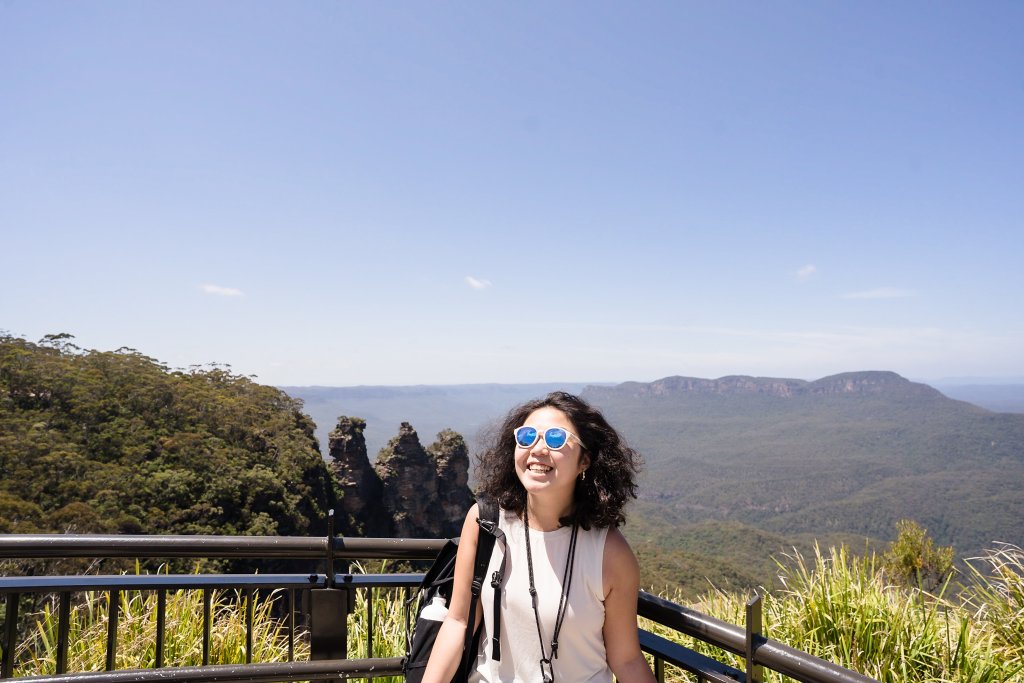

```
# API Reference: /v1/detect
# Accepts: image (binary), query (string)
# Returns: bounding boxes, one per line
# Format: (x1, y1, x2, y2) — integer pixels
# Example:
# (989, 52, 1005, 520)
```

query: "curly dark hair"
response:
(476, 391, 641, 530)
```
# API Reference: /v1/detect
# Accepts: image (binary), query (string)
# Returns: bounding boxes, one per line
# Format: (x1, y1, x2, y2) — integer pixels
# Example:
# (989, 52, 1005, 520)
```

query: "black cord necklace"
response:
(523, 507, 579, 683)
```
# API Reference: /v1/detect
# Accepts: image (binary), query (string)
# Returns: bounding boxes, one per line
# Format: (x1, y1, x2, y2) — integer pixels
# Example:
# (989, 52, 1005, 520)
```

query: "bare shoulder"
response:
(604, 527, 639, 568)
(602, 527, 640, 596)
(459, 503, 481, 542)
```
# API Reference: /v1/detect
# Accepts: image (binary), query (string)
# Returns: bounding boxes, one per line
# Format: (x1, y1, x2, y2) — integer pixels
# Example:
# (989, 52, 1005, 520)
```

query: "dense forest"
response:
(0, 333, 336, 539)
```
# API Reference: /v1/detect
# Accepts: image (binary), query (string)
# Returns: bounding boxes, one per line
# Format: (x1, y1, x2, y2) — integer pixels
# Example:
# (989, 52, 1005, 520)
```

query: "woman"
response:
(422, 391, 657, 683)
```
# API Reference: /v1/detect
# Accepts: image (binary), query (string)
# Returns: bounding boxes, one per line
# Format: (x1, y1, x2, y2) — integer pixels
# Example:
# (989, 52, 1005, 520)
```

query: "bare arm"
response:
(421, 504, 484, 683)
(603, 528, 657, 683)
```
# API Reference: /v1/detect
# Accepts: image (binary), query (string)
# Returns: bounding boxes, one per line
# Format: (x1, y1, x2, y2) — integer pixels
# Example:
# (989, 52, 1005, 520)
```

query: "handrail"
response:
(0, 533, 882, 683)
(9, 658, 406, 683)
(0, 535, 444, 560)
(0, 574, 423, 593)
(639, 592, 879, 683)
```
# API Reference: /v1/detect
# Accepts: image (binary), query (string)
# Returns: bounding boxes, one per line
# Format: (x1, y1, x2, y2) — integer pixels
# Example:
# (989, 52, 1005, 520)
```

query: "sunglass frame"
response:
(512, 426, 585, 450)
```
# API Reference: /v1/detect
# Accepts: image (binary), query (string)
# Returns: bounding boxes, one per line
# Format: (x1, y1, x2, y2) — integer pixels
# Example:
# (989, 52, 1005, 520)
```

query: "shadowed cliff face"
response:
(329, 417, 472, 538)
(376, 422, 443, 539)
(328, 416, 391, 536)
(428, 429, 474, 537)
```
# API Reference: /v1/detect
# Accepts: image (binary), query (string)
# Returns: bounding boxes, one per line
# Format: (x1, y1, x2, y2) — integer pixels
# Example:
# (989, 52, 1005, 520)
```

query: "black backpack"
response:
(404, 497, 505, 683)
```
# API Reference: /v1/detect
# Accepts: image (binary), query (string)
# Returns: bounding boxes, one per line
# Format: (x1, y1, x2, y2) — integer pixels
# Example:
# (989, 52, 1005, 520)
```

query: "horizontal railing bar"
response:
(0, 535, 446, 560)
(332, 573, 423, 589)
(10, 657, 405, 683)
(638, 630, 744, 683)
(0, 573, 423, 593)
(639, 592, 748, 657)
(639, 593, 879, 683)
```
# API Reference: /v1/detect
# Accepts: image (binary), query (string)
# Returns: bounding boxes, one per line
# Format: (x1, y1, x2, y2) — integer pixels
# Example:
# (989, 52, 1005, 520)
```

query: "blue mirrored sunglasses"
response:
(513, 426, 585, 450)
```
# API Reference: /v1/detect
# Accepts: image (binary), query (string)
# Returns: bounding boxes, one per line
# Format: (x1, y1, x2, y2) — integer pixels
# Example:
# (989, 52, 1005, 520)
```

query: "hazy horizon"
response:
(279, 373, 1024, 390)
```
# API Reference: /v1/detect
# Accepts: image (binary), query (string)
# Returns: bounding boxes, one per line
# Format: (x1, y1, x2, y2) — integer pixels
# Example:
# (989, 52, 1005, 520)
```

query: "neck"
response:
(525, 494, 574, 531)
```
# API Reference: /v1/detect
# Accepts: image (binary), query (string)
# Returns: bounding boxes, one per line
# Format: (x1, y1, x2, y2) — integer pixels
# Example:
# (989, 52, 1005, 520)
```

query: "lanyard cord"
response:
(523, 507, 579, 683)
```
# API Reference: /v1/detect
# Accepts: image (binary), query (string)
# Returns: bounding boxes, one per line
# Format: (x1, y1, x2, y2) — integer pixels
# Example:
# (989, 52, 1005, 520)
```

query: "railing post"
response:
(2, 593, 20, 679)
(105, 589, 120, 671)
(57, 591, 71, 674)
(155, 590, 166, 669)
(245, 587, 254, 664)
(745, 593, 764, 683)
(310, 509, 350, 660)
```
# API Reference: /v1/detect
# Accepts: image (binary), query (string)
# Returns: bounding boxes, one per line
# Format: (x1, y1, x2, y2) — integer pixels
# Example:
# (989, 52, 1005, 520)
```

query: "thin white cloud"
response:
(201, 284, 244, 297)
(465, 276, 492, 290)
(796, 264, 817, 281)
(842, 287, 916, 300)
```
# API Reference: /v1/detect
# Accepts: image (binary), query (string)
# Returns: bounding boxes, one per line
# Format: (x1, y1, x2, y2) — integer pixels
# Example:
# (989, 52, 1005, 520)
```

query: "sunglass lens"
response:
(544, 428, 568, 449)
(515, 427, 539, 448)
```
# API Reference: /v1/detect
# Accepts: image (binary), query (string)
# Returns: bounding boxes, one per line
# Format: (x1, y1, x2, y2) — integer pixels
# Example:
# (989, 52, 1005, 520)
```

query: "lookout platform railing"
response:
(0, 521, 880, 683)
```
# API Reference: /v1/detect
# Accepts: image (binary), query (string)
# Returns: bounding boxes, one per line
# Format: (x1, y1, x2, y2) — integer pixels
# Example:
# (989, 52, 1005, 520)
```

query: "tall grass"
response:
(345, 562, 409, 683)
(14, 572, 305, 675)
(11, 562, 405, 680)
(964, 544, 1024, 670)
(641, 544, 1024, 683)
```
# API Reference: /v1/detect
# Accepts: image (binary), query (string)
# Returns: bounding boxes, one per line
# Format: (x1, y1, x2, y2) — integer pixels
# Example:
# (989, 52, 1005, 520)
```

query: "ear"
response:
(579, 453, 591, 473)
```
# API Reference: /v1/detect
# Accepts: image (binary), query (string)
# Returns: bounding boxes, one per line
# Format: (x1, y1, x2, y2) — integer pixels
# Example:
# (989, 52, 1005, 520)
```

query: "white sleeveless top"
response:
(469, 508, 612, 683)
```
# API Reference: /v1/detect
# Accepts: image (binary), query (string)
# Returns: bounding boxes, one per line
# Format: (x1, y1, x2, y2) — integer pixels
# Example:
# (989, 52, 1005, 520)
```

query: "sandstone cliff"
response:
(427, 429, 474, 538)
(328, 417, 472, 538)
(328, 416, 391, 536)
(587, 371, 942, 401)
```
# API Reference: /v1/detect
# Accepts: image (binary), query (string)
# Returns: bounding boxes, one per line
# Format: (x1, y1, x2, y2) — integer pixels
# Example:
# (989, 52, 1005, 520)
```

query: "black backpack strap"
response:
(457, 496, 504, 679)
(473, 496, 506, 662)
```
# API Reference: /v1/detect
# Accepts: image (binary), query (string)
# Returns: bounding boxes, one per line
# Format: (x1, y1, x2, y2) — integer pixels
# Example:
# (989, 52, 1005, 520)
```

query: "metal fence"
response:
(0, 523, 880, 683)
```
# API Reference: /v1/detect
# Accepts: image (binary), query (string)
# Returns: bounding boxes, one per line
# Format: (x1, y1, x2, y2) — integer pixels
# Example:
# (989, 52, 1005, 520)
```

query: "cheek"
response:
(513, 449, 528, 468)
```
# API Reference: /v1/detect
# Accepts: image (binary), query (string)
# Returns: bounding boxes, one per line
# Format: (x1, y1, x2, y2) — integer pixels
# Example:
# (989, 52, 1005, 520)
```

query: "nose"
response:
(529, 438, 550, 454)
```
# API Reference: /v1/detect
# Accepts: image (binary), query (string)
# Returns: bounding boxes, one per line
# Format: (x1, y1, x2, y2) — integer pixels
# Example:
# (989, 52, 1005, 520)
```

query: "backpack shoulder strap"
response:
(470, 495, 506, 662)
(470, 496, 500, 591)
(458, 496, 504, 677)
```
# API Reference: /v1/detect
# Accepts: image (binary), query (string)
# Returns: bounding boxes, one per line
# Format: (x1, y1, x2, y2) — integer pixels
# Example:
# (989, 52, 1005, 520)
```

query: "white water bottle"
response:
(420, 596, 449, 621)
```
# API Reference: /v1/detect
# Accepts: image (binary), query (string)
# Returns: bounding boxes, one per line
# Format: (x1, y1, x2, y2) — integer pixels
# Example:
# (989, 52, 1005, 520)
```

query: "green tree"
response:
(881, 519, 955, 592)
(0, 333, 338, 571)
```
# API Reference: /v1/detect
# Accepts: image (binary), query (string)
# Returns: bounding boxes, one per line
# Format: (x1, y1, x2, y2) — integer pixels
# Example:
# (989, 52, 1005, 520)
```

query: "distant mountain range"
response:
(932, 383, 1024, 413)
(283, 372, 1024, 595)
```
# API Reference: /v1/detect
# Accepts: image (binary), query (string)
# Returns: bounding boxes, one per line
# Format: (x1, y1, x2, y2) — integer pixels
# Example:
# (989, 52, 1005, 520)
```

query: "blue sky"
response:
(2, 2, 1022, 386)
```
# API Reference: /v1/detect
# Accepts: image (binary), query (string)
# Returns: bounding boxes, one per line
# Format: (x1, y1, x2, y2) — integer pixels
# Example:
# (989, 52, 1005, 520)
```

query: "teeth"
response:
(528, 465, 552, 473)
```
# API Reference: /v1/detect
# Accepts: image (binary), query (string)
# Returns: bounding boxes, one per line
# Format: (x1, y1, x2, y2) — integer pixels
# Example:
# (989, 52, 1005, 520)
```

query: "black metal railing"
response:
(1, 522, 880, 683)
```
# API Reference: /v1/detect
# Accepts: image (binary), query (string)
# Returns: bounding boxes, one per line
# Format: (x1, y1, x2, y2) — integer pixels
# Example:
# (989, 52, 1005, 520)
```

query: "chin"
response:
(518, 475, 550, 492)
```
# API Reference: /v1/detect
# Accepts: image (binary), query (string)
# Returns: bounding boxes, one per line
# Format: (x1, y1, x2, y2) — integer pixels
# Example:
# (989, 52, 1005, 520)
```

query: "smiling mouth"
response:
(527, 464, 552, 474)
